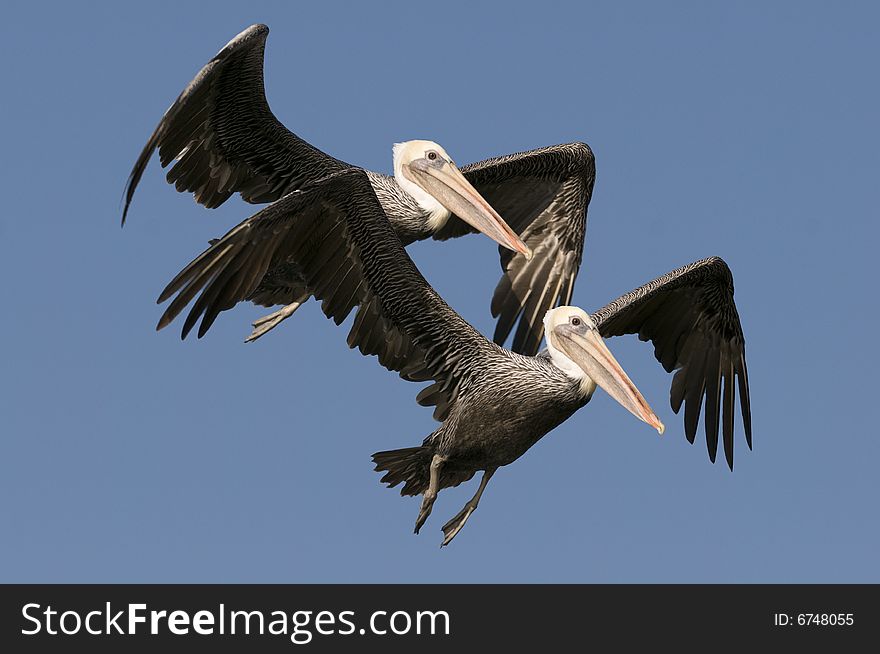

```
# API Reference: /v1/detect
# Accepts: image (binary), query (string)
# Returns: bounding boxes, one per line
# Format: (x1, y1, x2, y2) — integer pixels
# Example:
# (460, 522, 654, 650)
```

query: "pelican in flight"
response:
(124, 24, 594, 351)
(156, 168, 752, 546)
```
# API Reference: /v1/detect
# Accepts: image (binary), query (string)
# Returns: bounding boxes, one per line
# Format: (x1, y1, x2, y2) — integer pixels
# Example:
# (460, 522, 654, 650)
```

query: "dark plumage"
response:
(592, 257, 751, 470)
(122, 24, 348, 220)
(124, 24, 594, 354)
(155, 169, 752, 545)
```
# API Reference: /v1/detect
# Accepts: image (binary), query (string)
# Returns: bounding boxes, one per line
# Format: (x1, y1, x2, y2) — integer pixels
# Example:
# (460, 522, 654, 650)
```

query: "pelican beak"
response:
(552, 325, 665, 434)
(404, 159, 532, 259)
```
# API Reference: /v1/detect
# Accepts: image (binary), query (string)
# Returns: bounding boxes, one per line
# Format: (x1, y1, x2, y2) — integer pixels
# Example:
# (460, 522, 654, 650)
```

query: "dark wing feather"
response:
(123, 24, 350, 224)
(433, 142, 595, 356)
(592, 257, 751, 470)
(156, 168, 493, 420)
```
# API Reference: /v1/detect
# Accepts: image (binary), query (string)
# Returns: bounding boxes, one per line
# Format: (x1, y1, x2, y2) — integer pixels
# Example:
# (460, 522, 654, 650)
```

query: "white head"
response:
(393, 140, 452, 222)
(543, 306, 597, 387)
(543, 306, 665, 434)
(391, 140, 531, 258)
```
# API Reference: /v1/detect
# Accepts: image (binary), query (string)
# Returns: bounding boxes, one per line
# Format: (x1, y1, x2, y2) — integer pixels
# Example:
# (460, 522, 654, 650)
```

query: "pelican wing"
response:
(156, 169, 493, 421)
(591, 257, 751, 470)
(433, 142, 595, 356)
(123, 24, 350, 224)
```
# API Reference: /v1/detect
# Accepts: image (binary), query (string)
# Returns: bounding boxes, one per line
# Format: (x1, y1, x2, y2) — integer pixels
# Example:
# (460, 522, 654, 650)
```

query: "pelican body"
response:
(155, 168, 751, 546)
(383, 351, 594, 492)
(125, 24, 594, 351)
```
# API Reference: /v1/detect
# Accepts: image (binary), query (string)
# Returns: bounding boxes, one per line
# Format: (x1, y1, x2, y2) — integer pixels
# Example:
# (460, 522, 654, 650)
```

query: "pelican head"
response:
(393, 140, 532, 259)
(544, 306, 665, 434)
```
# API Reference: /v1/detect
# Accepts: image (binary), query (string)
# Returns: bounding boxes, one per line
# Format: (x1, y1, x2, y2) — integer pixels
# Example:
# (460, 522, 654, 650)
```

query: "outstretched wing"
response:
(123, 24, 350, 224)
(156, 168, 495, 421)
(433, 142, 595, 356)
(592, 257, 752, 470)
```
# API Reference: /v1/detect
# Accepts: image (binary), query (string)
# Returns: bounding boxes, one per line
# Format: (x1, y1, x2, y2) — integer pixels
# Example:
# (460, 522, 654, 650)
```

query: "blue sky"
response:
(2, 1, 878, 582)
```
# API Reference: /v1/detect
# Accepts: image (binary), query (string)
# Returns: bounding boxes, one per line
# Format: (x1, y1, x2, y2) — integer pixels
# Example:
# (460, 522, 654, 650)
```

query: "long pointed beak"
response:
(404, 160, 532, 259)
(552, 325, 665, 434)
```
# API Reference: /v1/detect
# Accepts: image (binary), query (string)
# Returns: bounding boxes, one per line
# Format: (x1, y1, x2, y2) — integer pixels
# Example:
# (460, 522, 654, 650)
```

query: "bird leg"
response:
(245, 300, 304, 342)
(414, 454, 445, 535)
(440, 468, 496, 547)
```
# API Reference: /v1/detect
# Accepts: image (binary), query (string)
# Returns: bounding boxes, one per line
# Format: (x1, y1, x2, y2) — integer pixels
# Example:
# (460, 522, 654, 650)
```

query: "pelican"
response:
(155, 168, 752, 546)
(124, 24, 594, 350)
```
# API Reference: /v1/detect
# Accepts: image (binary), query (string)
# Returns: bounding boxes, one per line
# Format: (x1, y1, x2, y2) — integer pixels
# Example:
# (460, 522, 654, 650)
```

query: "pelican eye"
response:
(570, 316, 582, 327)
(426, 150, 439, 161)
